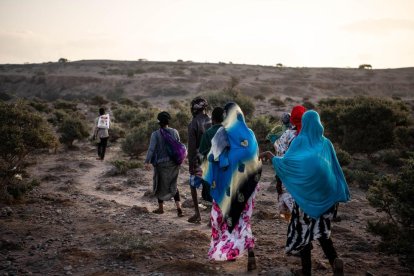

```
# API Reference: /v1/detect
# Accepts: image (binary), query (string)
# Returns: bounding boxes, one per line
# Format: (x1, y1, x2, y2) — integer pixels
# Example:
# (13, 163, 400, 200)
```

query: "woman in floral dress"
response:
(202, 102, 262, 271)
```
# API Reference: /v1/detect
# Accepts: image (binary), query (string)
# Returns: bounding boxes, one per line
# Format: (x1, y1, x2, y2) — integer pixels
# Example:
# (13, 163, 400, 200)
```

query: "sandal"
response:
(177, 208, 184, 217)
(152, 208, 164, 214)
(187, 214, 201, 224)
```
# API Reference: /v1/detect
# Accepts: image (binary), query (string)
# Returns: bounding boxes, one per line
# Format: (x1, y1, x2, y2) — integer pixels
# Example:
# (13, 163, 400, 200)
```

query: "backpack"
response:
(159, 128, 187, 165)
(97, 114, 110, 129)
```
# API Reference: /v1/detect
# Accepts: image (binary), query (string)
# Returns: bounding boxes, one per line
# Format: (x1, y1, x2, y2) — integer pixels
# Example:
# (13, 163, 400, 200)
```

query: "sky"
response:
(0, 0, 413, 68)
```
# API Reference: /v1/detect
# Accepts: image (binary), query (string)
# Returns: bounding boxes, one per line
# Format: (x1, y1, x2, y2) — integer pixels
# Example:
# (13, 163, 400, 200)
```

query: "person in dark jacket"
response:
(187, 97, 211, 223)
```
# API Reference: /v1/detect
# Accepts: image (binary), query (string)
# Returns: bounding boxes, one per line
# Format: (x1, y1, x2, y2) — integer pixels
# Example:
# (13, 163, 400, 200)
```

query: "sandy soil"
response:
(1, 141, 412, 276)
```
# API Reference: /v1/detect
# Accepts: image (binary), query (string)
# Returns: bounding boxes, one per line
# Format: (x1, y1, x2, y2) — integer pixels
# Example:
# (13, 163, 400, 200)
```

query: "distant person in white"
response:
(93, 107, 110, 161)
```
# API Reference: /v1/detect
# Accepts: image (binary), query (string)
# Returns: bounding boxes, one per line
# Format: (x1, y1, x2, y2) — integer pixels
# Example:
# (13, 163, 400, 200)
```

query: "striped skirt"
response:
(285, 202, 335, 254)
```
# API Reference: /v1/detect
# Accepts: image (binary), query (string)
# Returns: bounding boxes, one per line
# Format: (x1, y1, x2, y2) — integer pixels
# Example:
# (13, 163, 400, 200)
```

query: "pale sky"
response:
(1, 0, 413, 68)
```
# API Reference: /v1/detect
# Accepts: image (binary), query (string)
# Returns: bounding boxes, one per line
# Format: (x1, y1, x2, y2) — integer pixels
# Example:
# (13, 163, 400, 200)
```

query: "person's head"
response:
(301, 110, 324, 144)
(190, 97, 208, 116)
(290, 105, 307, 133)
(211, 107, 224, 125)
(223, 102, 237, 117)
(223, 102, 246, 126)
(99, 107, 105, 115)
(281, 112, 291, 126)
(157, 111, 171, 127)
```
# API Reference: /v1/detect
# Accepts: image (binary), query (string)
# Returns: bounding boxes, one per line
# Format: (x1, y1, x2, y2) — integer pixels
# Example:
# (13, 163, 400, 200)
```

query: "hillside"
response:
(1, 60, 414, 275)
(1, 60, 413, 114)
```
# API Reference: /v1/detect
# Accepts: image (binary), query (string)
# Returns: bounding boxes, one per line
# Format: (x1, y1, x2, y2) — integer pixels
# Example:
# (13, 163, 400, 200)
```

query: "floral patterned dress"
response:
(273, 129, 297, 215)
(208, 188, 257, 261)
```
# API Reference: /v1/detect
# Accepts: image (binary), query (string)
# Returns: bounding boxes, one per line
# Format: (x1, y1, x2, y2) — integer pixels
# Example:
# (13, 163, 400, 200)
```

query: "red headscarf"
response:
(290, 105, 307, 133)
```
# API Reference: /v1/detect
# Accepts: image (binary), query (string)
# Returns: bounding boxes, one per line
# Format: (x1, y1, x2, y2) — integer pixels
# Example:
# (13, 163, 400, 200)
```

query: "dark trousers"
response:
(201, 181, 212, 202)
(300, 238, 338, 276)
(97, 137, 108, 160)
(158, 189, 180, 204)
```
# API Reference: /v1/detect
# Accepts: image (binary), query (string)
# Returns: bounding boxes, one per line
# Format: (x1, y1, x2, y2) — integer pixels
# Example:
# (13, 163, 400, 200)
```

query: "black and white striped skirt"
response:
(285, 202, 335, 254)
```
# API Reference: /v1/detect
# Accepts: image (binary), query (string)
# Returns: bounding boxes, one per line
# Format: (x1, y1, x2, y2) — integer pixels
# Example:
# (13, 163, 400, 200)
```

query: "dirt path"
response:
(0, 143, 412, 275)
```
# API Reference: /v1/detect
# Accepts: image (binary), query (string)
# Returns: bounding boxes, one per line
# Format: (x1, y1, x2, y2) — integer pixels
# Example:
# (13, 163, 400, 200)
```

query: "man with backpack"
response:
(93, 107, 110, 161)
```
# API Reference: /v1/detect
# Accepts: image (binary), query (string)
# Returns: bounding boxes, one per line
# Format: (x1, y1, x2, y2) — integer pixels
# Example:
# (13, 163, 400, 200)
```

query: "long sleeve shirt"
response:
(187, 113, 211, 175)
(145, 127, 180, 165)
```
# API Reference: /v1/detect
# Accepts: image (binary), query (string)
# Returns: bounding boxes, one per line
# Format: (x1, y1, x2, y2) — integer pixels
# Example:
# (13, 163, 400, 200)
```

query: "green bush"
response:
(371, 149, 404, 167)
(254, 94, 266, 101)
(57, 116, 89, 147)
(0, 101, 57, 200)
(108, 125, 126, 143)
(107, 87, 125, 102)
(129, 109, 158, 128)
(117, 98, 138, 107)
(7, 178, 40, 200)
(394, 125, 414, 150)
(89, 95, 108, 106)
(171, 110, 191, 144)
(269, 96, 285, 107)
(169, 99, 183, 110)
(113, 106, 141, 123)
(111, 160, 142, 175)
(248, 115, 273, 146)
(54, 100, 78, 111)
(302, 100, 315, 110)
(318, 97, 411, 153)
(121, 120, 158, 157)
(206, 91, 255, 119)
(367, 159, 414, 269)
(335, 147, 352, 166)
(29, 100, 51, 113)
(353, 170, 376, 190)
(140, 100, 152, 109)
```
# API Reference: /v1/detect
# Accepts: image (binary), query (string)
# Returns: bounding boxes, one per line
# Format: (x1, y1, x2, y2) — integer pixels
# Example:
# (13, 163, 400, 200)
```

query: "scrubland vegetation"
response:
(0, 60, 413, 272)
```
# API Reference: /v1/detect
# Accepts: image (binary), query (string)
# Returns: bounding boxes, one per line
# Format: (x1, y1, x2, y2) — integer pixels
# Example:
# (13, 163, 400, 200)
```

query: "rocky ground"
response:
(0, 142, 412, 276)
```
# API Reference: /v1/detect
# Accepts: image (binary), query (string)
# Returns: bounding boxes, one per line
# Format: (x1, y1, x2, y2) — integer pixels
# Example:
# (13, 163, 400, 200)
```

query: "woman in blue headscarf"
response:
(202, 103, 262, 271)
(260, 110, 350, 276)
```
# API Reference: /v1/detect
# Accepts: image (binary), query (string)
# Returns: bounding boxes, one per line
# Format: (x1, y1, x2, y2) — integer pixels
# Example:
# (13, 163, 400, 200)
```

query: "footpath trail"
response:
(0, 142, 412, 275)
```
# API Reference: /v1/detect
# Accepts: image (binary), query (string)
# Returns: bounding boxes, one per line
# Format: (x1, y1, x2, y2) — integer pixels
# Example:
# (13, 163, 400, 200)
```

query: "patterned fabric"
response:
(274, 128, 298, 215)
(286, 202, 335, 254)
(272, 110, 350, 218)
(208, 188, 257, 261)
(203, 104, 262, 232)
(273, 128, 297, 156)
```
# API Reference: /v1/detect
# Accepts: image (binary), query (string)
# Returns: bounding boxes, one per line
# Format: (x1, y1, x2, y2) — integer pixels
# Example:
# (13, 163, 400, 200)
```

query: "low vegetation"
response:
(0, 101, 57, 200)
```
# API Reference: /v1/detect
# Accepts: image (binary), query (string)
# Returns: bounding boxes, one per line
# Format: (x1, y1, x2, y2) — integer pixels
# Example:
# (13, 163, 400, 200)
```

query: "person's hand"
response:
(259, 151, 274, 162)
(144, 163, 152, 171)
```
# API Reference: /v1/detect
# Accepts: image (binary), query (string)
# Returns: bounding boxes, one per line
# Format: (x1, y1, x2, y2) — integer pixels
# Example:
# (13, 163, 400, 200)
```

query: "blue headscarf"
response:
(272, 110, 350, 218)
(202, 103, 262, 232)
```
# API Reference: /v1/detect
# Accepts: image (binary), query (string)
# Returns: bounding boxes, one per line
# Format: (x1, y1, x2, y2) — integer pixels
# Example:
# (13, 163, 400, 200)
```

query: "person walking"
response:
(187, 97, 211, 223)
(199, 106, 224, 203)
(203, 103, 262, 271)
(260, 110, 350, 276)
(93, 107, 110, 161)
(144, 111, 183, 217)
(273, 105, 306, 221)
